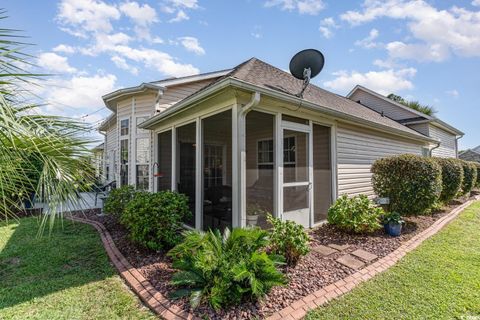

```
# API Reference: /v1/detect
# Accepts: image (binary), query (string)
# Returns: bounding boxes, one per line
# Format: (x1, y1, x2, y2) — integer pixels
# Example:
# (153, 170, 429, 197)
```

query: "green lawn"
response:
(307, 201, 480, 320)
(0, 217, 156, 320)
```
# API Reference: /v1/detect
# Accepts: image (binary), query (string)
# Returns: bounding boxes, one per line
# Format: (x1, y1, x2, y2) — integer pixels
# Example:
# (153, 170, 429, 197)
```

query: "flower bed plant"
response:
(267, 214, 310, 266)
(327, 195, 383, 234)
(460, 160, 478, 195)
(104, 185, 137, 217)
(433, 158, 464, 204)
(167, 227, 286, 310)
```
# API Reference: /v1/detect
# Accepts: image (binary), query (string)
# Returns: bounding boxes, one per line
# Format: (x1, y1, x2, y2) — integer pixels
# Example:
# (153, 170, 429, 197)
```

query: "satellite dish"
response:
(289, 49, 325, 98)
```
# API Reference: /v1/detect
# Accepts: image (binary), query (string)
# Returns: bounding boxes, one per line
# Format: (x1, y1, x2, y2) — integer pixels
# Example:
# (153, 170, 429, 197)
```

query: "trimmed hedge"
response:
(460, 161, 478, 195)
(104, 185, 136, 217)
(474, 162, 480, 188)
(371, 154, 442, 215)
(433, 157, 464, 203)
(121, 191, 191, 250)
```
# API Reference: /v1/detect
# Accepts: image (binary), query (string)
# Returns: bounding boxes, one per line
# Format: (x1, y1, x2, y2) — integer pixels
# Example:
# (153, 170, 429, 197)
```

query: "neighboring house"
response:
(347, 85, 464, 158)
(459, 148, 480, 163)
(91, 142, 104, 179)
(98, 57, 463, 230)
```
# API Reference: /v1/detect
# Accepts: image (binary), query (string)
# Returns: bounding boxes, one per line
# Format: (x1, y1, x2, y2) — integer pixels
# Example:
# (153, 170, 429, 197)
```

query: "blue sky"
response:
(5, 0, 480, 149)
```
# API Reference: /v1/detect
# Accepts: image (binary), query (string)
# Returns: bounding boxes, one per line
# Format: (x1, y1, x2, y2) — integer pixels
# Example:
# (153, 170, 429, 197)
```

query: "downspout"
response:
(455, 134, 464, 158)
(239, 91, 261, 227)
(429, 141, 441, 157)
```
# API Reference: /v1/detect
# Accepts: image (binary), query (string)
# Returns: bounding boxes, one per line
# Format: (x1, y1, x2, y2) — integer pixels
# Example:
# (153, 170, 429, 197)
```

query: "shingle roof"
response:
(226, 58, 428, 138)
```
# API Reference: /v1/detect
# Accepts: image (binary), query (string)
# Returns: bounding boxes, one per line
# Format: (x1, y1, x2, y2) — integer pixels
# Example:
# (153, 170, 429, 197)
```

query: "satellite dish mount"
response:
(289, 49, 325, 98)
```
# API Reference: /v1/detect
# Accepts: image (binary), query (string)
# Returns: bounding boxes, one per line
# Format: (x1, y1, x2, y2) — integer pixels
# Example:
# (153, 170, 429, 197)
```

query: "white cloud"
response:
(446, 89, 459, 97)
(119, 1, 158, 26)
(355, 28, 380, 49)
(57, 0, 121, 34)
(323, 68, 417, 95)
(41, 74, 117, 111)
(177, 36, 205, 55)
(52, 44, 76, 54)
(166, 0, 199, 9)
(319, 17, 339, 39)
(265, 0, 325, 15)
(169, 10, 189, 22)
(111, 56, 139, 75)
(113, 45, 199, 77)
(340, 0, 480, 61)
(472, 0, 480, 6)
(386, 41, 450, 62)
(79, 32, 132, 56)
(37, 52, 77, 74)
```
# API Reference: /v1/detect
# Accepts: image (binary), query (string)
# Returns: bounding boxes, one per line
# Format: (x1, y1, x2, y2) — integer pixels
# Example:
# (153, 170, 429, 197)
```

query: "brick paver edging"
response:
(67, 215, 196, 320)
(267, 197, 479, 320)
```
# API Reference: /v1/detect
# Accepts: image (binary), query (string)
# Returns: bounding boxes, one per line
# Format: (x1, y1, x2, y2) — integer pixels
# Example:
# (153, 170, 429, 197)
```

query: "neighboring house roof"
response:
(459, 149, 480, 162)
(141, 57, 437, 143)
(92, 142, 104, 151)
(151, 69, 232, 87)
(472, 145, 480, 153)
(347, 85, 464, 136)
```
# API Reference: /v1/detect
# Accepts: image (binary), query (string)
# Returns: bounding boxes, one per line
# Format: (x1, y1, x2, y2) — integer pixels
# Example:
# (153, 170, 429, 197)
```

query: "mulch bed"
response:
(70, 194, 475, 319)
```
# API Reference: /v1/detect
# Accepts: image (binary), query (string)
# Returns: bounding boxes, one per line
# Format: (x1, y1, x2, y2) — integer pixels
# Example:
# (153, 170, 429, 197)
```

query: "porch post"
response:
(232, 104, 241, 228)
(195, 117, 202, 230)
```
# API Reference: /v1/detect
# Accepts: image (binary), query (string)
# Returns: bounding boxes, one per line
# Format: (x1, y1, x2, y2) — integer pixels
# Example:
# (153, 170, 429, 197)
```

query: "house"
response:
(98, 57, 463, 230)
(459, 148, 480, 163)
(347, 85, 463, 158)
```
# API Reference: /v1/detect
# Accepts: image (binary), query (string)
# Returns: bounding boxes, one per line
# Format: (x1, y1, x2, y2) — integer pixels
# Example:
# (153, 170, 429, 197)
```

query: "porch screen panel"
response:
(246, 111, 275, 229)
(202, 110, 232, 231)
(157, 130, 172, 192)
(176, 123, 196, 227)
(313, 124, 332, 223)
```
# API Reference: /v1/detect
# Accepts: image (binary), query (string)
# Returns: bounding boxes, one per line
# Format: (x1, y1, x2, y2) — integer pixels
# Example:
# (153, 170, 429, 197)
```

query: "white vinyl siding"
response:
(156, 80, 214, 113)
(349, 90, 419, 121)
(336, 124, 423, 197)
(407, 122, 429, 136)
(429, 124, 457, 158)
(105, 121, 117, 183)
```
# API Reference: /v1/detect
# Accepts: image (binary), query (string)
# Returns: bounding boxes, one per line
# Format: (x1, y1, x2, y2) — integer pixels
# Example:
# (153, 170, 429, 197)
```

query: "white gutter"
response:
(241, 91, 261, 115)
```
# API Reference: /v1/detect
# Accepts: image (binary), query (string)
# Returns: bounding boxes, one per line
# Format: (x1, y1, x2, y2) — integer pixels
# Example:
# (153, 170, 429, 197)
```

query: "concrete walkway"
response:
(34, 192, 103, 213)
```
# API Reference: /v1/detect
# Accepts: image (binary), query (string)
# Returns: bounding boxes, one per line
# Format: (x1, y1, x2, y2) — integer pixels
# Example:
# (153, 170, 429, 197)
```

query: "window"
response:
(136, 138, 149, 190)
(422, 147, 430, 157)
(157, 130, 172, 192)
(136, 116, 149, 135)
(257, 137, 296, 167)
(120, 119, 129, 136)
(136, 165, 149, 190)
(106, 165, 109, 180)
(120, 139, 129, 185)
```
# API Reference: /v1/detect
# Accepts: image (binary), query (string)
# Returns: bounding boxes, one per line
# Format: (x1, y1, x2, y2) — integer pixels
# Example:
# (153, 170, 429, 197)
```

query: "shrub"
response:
(168, 228, 286, 310)
(327, 195, 383, 233)
(371, 154, 442, 215)
(475, 162, 480, 188)
(267, 214, 310, 266)
(103, 185, 136, 217)
(121, 191, 190, 250)
(460, 161, 478, 195)
(433, 157, 464, 203)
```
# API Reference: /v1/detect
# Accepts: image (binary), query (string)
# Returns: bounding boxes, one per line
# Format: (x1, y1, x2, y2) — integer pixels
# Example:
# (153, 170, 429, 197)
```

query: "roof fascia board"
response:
(102, 83, 164, 111)
(430, 119, 464, 136)
(142, 77, 438, 144)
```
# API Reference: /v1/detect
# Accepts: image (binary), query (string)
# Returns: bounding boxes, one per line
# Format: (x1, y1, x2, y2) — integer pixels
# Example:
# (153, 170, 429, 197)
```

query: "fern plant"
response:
(167, 227, 286, 310)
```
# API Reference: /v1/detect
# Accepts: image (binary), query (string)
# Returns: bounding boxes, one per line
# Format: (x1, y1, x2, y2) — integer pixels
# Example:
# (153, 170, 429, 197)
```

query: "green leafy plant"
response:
(327, 195, 383, 234)
(121, 191, 190, 250)
(103, 185, 137, 217)
(433, 158, 464, 203)
(266, 214, 310, 266)
(0, 11, 95, 232)
(387, 93, 437, 116)
(371, 154, 442, 215)
(382, 211, 404, 225)
(168, 227, 286, 310)
(460, 161, 478, 196)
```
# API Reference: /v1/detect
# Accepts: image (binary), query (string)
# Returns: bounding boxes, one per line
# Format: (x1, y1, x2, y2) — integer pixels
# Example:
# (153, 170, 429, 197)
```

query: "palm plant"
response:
(387, 93, 437, 116)
(0, 10, 95, 231)
(168, 228, 286, 310)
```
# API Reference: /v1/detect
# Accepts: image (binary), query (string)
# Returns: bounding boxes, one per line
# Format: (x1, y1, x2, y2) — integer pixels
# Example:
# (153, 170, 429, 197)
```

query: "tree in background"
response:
(387, 93, 437, 116)
(0, 10, 95, 232)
